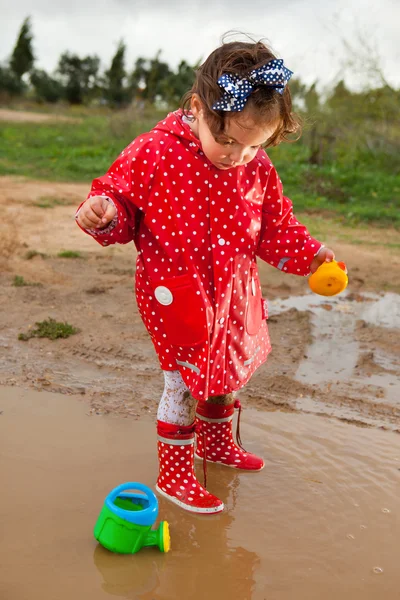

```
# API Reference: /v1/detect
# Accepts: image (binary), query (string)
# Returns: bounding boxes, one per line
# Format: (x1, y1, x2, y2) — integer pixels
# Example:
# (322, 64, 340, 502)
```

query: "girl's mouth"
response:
(218, 162, 235, 169)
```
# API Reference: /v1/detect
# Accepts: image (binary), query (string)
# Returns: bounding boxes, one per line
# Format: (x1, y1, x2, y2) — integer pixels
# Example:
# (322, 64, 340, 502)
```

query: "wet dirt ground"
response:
(1, 175, 400, 598)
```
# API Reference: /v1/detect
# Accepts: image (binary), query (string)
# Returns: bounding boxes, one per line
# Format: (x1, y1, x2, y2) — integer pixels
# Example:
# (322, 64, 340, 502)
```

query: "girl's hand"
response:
(77, 196, 117, 229)
(309, 246, 335, 274)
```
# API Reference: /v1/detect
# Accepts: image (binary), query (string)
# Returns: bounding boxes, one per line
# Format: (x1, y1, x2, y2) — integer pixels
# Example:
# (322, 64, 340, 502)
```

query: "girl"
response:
(76, 39, 335, 515)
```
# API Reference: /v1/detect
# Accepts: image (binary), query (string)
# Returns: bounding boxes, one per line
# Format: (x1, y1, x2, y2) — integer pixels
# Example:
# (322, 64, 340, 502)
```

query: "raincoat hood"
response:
(154, 109, 203, 154)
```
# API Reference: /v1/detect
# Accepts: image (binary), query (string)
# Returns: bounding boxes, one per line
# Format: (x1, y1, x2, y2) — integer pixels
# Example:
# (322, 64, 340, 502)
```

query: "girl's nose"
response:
(229, 148, 246, 163)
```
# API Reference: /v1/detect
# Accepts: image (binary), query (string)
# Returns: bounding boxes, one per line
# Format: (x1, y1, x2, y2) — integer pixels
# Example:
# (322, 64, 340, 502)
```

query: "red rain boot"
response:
(195, 400, 264, 471)
(155, 420, 224, 514)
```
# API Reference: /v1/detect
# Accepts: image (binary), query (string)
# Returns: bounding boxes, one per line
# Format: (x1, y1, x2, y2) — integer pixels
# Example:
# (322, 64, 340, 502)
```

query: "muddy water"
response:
(1, 387, 399, 600)
(269, 292, 400, 430)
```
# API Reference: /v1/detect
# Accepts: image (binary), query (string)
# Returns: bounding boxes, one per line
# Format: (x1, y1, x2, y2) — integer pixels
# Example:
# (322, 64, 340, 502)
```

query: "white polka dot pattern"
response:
(80, 109, 322, 400)
(212, 59, 293, 112)
(195, 401, 264, 470)
(156, 422, 223, 513)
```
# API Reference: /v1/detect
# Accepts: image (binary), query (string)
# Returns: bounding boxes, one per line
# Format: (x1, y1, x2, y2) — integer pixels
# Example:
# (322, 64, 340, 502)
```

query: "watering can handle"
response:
(104, 482, 159, 526)
(106, 482, 154, 505)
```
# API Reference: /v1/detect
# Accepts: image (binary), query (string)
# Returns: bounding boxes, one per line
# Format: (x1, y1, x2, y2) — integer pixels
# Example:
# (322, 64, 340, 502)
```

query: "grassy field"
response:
(0, 110, 398, 227)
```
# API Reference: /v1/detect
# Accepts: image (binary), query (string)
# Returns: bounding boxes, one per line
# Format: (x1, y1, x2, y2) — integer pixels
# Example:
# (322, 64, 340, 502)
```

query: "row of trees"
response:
(1, 18, 399, 170)
(2, 18, 399, 112)
(0, 17, 197, 106)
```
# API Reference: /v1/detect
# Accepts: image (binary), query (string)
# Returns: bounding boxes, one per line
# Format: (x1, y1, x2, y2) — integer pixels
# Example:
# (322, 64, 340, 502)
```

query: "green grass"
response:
(33, 196, 74, 208)
(18, 318, 80, 341)
(0, 114, 159, 182)
(12, 275, 42, 287)
(24, 249, 48, 260)
(294, 213, 399, 250)
(268, 143, 400, 227)
(0, 111, 398, 227)
(349, 239, 400, 249)
(57, 250, 84, 258)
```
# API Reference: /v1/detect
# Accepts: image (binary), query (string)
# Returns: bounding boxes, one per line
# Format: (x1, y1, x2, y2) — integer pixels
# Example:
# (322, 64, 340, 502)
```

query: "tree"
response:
(145, 51, 172, 103)
(30, 69, 63, 103)
(302, 83, 328, 165)
(10, 17, 34, 80)
(304, 82, 320, 114)
(287, 77, 307, 111)
(57, 52, 100, 104)
(129, 57, 148, 101)
(160, 60, 196, 106)
(104, 40, 129, 107)
(326, 80, 353, 114)
(129, 51, 172, 104)
(0, 65, 24, 96)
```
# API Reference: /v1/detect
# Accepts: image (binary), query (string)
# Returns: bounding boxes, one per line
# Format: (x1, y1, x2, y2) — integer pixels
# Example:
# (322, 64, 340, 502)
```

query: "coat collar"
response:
(153, 109, 203, 155)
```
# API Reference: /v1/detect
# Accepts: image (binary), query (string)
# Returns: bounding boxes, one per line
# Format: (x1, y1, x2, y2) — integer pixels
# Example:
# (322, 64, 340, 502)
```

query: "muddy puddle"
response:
(267, 291, 400, 431)
(1, 386, 400, 600)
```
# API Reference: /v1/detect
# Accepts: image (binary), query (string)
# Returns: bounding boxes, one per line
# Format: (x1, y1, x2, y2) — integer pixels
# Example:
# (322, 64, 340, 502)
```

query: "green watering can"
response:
(94, 482, 170, 554)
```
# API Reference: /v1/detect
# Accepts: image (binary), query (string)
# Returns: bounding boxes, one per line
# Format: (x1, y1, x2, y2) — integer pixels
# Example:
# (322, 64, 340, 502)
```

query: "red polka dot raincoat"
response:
(78, 110, 322, 400)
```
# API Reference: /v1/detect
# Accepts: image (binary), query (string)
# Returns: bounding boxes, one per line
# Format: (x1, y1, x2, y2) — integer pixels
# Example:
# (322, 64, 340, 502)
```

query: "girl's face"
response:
(189, 95, 278, 170)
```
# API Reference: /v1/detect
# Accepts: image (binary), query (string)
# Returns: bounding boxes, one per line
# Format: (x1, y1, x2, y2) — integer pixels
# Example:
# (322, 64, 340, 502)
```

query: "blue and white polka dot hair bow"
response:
(212, 58, 293, 112)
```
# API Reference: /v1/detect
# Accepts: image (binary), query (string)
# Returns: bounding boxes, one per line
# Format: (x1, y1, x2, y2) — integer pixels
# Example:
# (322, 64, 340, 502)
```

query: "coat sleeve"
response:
(76, 134, 158, 246)
(256, 165, 322, 276)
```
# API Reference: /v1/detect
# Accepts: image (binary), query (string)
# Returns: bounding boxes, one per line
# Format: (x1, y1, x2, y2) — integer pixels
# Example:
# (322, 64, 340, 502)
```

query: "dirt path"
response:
(0, 108, 81, 123)
(1, 176, 399, 430)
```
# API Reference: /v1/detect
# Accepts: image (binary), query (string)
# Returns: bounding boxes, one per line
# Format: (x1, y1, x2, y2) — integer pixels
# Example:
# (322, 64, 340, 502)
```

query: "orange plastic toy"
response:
(308, 260, 348, 296)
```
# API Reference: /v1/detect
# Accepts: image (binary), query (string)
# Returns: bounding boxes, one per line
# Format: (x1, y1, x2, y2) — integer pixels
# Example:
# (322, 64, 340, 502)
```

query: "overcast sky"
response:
(2, 0, 399, 90)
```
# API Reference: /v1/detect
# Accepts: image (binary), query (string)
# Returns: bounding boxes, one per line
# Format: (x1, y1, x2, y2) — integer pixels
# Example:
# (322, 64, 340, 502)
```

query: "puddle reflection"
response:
(93, 545, 161, 598)
(93, 468, 260, 600)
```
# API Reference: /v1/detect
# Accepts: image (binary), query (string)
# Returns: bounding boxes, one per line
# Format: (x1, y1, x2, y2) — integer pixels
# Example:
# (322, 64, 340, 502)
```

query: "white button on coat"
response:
(218, 238, 226, 246)
(154, 286, 173, 306)
(219, 317, 225, 325)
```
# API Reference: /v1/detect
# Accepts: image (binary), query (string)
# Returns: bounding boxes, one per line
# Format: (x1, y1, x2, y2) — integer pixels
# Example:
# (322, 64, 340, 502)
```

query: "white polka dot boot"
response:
(195, 400, 265, 471)
(155, 420, 224, 514)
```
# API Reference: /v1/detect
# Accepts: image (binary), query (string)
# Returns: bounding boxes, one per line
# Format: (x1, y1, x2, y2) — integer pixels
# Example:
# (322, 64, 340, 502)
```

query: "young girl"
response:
(76, 39, 335, 515)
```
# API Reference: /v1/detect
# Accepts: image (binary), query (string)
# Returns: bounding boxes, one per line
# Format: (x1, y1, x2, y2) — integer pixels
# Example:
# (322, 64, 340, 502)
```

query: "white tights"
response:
(157, 370, 197, 426)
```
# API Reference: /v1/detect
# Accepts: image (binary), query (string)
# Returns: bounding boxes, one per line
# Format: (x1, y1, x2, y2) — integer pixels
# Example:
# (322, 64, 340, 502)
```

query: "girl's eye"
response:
(222, 140, 234, 146)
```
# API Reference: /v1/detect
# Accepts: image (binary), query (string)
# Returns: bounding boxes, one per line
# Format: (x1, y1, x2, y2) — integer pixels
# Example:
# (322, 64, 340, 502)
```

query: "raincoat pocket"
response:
(151, 274, 208, 347)
(246, 264, 263, 335)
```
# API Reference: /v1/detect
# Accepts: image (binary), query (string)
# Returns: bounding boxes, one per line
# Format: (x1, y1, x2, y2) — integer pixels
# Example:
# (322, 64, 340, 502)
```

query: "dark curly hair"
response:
(182, 39, 301, 147)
